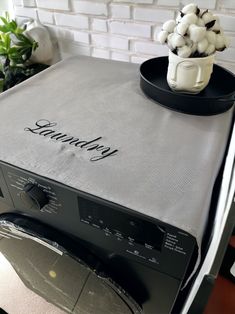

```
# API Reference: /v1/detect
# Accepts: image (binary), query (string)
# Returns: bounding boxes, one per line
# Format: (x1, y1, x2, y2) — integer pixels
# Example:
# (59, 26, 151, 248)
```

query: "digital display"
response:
(78, 197, 165, 251)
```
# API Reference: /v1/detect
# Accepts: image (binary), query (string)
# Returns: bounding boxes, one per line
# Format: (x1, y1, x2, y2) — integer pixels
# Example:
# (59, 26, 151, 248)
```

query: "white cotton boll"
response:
(197, 38, 208, 53)
(215, 34, 226, 50)
(211, 17, 220, 32)
(167, 33, 174, 50)
(171, 33, 185, 48)
(206, 31, 216, 44)
(182, 3, 199, 15)
(176, 23, 189, 36)
(185, 36, 193, 47)
(157, 31, 168, 44)
(205, 44, 215, 56)
(191, 42, 197, 54)
(189, 24, 207, 43)
(176, 13, 182, 24)
(162, 20, 176, 33)
(181, 13, 198, 25)
(201, 11, 215, 25)
(177, 45, 192, 58)
(197, 18, 205, 27)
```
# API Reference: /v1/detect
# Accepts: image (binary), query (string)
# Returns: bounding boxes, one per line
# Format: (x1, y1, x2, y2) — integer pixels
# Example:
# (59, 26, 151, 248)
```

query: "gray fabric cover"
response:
(0, 56, 233, 249)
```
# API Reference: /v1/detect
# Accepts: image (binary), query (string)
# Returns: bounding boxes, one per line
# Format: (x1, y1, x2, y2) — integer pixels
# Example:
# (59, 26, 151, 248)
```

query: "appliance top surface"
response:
(0, 56, 233, 242)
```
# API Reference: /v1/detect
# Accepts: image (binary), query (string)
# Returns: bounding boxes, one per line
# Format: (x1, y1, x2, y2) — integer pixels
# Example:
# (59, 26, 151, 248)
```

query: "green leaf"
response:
(15, 33, 33, 45)
(0, 47, 7, 55)
(0, 25, 9, 33)
(1, 33, 11, 51)
(8, 47, 18, 54)
(0, 16, 8, 25)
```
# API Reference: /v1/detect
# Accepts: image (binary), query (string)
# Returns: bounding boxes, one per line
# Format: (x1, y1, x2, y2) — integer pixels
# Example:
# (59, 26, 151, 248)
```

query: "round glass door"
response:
(0, 214, 142, 314)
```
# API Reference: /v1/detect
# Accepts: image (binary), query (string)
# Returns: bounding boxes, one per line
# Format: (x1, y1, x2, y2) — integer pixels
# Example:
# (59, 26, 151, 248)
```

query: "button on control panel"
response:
(6, 171, 62, 214)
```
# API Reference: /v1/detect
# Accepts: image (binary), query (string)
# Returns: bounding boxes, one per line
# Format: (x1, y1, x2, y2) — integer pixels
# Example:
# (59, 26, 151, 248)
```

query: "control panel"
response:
(78, 196, 197, 279)
(79, 197, 165, 251)
(0, 162, 197, 280)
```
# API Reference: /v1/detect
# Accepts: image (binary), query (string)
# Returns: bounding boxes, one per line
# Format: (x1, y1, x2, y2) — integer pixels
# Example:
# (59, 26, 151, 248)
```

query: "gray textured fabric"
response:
(0, 56, 233, 248)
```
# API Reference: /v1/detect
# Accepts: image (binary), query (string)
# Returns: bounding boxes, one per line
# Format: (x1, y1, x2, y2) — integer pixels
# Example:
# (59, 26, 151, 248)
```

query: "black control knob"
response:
(20, 183, 49, 210)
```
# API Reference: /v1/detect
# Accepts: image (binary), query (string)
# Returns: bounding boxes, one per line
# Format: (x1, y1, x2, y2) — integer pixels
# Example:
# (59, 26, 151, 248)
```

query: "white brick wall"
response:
(23, 0, 36, 7)
(14, 6, 37, 19)
(110, 4, 130, 19)
(133, 8, 174, 23)
(36, 0, 69, 11)
(110, 21, 151, 38)
(38, 9, 54, 24)
(92, 18, 107, 32)
(73, 1, 108, 16)
(181, 0, 217, 10)
(12, 0, 235, 73)
(91, 33, 129, 50)
(221, 0, 235, 10)
(54, 13, 88, 29)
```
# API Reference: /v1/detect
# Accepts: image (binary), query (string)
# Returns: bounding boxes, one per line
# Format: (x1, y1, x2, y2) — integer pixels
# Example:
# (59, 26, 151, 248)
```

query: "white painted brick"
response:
(110, 4, 130, 19)
(92, 18, 107, 32)
(111, 51, 129, 62)
(74, 30, 90, 44)
(36, 0, 69, 11)
(15, 6, 37, 19)
(134, 8, 174, 23)
(157, 0, 179, 6)
(13, 0, 22, 6)
(221, 0, 235, 9)
(228, 36, 235, 48)
(38, 10, 54, 24)
(181, 0, 216, 9)
(131, 55, 149, 64)
(135, 41, 168, 56)
(92, 34, 129, 50)
(73, 0, 108, 16)
(16, 16, 31, 25)
(55, 13, 89, 29)
(59, 40, 91, 59)
(46, 25, 74, 41)
(114, 0, 153, 3)
(23, 0, 35, 7)
(217, 15, 235, 32)
(110, 21, 151, 38)
(215, 47, 235, 62)
(92, 48, 110, 59)
(153, 25, 162, 41)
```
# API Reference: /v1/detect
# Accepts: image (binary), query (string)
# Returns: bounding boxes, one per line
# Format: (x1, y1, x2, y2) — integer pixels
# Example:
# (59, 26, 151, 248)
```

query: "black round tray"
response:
(140, 57, 235, 116)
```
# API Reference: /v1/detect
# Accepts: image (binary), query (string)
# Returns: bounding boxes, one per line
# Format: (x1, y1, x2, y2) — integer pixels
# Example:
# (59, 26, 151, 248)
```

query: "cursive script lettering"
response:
(24, 119, 118, 162)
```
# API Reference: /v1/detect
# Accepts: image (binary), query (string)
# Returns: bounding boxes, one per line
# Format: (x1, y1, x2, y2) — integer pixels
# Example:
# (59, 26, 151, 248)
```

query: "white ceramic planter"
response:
(167, 50, 215, 94)
(25, 21, 54, 65)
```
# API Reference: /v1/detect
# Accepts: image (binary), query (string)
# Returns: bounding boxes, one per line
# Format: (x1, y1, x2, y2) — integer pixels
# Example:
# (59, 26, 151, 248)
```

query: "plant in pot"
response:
(0, 13, 50, 93)
(157, 3, 229, 94)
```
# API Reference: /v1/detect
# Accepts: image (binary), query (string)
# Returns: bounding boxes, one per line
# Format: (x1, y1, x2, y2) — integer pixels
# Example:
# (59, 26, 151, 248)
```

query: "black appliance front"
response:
(0, 161, 197, 314)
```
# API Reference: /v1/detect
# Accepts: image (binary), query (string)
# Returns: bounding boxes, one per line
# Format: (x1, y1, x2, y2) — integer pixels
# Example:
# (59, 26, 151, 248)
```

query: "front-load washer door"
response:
(0, 213, 142, 314)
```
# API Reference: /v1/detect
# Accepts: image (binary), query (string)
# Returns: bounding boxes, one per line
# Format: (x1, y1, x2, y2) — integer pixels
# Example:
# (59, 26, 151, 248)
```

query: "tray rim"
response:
(140, 56, 235, 101)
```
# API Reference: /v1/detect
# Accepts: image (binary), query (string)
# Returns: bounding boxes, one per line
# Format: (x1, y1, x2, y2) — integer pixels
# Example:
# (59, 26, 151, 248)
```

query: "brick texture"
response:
(11, 0, 235, 72)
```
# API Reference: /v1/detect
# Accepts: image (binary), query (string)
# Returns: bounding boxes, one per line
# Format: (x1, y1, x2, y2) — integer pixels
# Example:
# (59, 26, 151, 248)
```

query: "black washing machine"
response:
(0, 56, 234, 313)
(0, 162, 197, 314)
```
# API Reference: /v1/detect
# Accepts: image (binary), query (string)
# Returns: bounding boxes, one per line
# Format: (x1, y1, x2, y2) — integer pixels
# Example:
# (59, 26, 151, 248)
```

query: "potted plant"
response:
(157, 3, 229, 94)
(0, 13, 50, 93)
